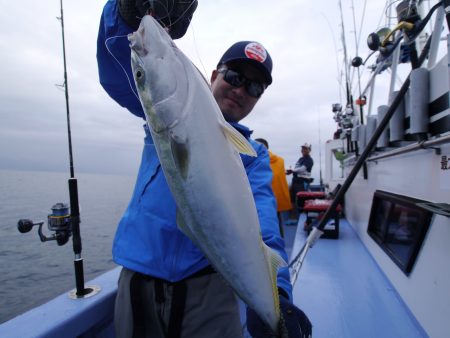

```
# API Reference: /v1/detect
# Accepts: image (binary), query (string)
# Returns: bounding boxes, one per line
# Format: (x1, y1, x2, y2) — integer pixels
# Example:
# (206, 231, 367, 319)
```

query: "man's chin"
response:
(223, 112, 239, 123)
(220, 105, 239, 121)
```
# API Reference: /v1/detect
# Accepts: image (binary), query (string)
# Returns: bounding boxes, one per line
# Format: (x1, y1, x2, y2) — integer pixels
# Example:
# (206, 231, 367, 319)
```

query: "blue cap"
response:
(217, 41, 273, 85)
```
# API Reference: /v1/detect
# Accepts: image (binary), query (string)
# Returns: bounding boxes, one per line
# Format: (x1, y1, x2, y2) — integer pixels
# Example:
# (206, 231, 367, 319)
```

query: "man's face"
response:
(210, 62, 266, 123)
(301, 147, 310, 156)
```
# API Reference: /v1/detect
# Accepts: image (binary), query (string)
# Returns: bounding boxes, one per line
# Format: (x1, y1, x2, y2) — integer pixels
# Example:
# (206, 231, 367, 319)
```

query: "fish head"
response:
(128, 15, 189, 134)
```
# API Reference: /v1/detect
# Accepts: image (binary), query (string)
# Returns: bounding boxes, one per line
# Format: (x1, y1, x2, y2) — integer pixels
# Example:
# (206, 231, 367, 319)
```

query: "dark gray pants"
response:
(115, 268, 243, 338)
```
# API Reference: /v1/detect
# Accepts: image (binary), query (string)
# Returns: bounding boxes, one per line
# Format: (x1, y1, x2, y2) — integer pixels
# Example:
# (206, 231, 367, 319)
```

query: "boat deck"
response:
(288, 215, 428, 338)
(1, 214, 430, 338)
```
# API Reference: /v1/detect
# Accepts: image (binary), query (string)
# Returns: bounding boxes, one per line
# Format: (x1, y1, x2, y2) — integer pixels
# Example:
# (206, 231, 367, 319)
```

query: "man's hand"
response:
(286, 169, 293, 175)
(246, 293, 312, 337)
(118, 0, 198, 39)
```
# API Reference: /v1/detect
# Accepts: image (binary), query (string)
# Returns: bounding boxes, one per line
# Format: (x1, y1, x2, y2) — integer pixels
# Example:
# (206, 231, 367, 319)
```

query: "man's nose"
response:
(231, 84, 247, 98)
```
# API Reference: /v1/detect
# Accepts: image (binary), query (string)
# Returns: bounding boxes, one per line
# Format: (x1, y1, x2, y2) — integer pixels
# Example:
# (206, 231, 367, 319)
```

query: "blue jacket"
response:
(97, 0, 143, 118)
(97, 0, 292, 299)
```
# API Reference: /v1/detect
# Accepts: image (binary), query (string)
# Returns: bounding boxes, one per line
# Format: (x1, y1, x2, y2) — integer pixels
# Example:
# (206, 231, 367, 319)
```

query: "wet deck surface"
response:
(289, 214, 428, 338)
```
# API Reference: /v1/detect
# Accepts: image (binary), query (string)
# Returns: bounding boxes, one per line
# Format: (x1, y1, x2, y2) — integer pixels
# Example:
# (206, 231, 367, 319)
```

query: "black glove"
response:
(246, 291, 312, 338)
(118, 0, 198, 39)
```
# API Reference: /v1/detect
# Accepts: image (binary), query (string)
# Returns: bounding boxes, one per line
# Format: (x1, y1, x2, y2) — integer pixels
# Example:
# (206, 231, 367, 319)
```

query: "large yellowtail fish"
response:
(128, 15, 285, 334)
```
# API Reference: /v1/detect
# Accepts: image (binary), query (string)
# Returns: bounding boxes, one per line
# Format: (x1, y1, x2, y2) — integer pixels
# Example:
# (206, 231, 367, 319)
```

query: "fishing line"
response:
(144, 0, 171, 25)
(189, 20, 210, 82)
(168, 0, 197, 28)
(384, 0, 404, 21)
(376, 1, 390, 30)
(104, 35, 140, 101)
(356, 0, 368, 54)
(141, 0, 196, 33)
(103, 0, 200, 104)
(321, 12, 343, 104)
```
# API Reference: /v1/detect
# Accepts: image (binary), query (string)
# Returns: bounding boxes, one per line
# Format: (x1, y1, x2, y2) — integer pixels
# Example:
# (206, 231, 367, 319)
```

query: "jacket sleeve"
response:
(292, 165, 307, 175)
(245, 141, 293, 300)
(96, 0, 145, 119)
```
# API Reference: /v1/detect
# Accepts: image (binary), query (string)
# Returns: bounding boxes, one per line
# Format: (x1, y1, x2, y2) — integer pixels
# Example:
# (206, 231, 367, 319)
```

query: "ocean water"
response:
(0, 169, 136, 324)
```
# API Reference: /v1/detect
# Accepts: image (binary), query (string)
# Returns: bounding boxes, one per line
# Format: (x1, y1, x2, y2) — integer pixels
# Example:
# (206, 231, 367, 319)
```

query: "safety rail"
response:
(367, 133, 450, 161)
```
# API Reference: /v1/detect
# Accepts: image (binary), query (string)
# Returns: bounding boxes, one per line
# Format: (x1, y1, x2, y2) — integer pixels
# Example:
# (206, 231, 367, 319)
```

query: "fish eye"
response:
(135, 67, 145, 81)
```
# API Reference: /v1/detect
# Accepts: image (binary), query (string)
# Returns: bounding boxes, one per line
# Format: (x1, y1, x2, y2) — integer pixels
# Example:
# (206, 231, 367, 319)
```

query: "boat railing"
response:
(367, 132, 450, 161)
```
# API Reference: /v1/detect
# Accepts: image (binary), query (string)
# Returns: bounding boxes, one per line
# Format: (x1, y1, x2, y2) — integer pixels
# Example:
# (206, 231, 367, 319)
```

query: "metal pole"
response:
(367, 134, 450, 161)
(428, 6, 445, 69)
(389, 33, 401, 96)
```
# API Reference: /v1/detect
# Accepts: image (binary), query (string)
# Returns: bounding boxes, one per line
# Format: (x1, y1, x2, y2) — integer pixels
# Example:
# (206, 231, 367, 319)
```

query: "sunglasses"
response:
(217, 68, 265, 98)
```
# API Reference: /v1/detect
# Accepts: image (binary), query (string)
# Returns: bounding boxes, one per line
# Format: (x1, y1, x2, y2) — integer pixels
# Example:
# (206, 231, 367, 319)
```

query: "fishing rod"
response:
(290, 0, 441, 284)
(17, 0, 98, 298)
(338, 0, 360, 154)
(350, 0, 366, 125)
(338, 0, 352, 106)
(58, 0, 93, 298)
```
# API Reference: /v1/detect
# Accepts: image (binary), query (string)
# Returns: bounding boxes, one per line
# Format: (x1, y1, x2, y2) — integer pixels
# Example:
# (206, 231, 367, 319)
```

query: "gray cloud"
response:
(1, 0, 385, 181)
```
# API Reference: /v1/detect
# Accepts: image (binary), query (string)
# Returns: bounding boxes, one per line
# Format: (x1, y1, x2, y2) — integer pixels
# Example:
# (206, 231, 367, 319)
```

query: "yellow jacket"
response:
(269, 151, 292, 212)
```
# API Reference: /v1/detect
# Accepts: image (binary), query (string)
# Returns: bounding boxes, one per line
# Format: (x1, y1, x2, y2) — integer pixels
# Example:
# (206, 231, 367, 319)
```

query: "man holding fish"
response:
(97, 0, 311, 337)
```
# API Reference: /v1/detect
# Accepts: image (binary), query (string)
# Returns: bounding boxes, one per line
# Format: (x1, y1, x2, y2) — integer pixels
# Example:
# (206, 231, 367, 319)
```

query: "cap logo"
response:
(244, 42, 267, 63)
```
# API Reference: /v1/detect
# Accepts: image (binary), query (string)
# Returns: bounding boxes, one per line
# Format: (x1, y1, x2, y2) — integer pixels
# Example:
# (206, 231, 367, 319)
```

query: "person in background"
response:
(97, 1, 311, 337)
(255, 138, 292, 237)
(286, 143, 314, 222)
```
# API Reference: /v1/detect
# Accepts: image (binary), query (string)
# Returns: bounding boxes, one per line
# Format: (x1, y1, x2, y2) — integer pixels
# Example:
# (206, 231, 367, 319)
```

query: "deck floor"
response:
(288, 215, 428, 338)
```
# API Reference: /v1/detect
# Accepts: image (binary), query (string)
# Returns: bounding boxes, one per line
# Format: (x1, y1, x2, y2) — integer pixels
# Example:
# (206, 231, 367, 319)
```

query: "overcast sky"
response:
(1, 0, 394, 180)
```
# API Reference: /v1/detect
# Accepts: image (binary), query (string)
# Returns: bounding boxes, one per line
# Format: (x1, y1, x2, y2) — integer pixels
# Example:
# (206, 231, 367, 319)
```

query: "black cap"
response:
(217, 41, 273, 85)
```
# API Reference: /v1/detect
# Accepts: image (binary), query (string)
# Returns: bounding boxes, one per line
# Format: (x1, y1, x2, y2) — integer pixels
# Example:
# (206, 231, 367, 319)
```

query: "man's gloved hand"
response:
(118, 0, 198, 39)
(246, 291, 312, 338)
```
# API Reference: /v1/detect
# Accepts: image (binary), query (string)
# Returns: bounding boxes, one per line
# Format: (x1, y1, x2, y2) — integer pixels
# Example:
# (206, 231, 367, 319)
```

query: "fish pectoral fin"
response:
(170, 135, 189, 180)
(263, 243, 288, 277)
(220, 121, 257, 157)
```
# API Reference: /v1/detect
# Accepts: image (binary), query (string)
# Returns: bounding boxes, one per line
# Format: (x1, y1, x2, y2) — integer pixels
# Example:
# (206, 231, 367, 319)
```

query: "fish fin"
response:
(220, 121, 257, 157)
(263, 243, 287, 278)
(263, 243, 287, 318)
(170, 135, 189, 180)
(176, 210, 200, 247)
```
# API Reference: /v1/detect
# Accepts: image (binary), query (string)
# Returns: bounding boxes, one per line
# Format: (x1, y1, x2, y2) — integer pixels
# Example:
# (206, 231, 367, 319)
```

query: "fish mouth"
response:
(128, 15, 170, 57)
(128, 27, 148, 57)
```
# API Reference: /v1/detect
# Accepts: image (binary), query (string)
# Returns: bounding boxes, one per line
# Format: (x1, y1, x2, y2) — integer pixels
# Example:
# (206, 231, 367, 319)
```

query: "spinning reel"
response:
(17, 203, 72, 246)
